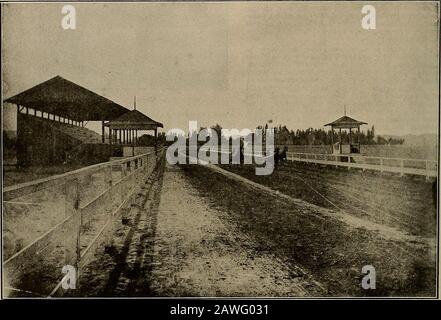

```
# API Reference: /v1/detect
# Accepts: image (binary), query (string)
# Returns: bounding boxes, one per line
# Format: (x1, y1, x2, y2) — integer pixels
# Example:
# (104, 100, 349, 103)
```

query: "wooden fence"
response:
(287, 152, 437, 180)
(3, 149, 163, 297)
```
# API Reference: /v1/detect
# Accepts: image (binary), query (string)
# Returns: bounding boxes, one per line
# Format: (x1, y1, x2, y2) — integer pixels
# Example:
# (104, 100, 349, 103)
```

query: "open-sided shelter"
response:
(325, 115, 367, 154)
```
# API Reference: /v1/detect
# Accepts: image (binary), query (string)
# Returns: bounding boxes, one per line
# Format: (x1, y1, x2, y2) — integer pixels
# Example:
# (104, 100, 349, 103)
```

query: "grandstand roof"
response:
(4, 76, 130, 121)
(106, 109, 163, 130)
(325, 115, 367, 129)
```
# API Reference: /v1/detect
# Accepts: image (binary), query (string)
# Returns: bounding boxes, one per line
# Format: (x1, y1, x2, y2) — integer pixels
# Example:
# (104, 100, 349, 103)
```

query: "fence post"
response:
(104, 166, 113, 212)
(130, 160, 136, 187)
(120, 163, 127, 178)
(147, 154, 152, 175)
(380, 158, 383, 173)
(64, 178, 81, 269)
(104, 166, 113, 189)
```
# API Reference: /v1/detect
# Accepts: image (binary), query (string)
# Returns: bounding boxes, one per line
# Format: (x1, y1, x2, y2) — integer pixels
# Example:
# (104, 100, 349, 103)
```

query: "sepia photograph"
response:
(1, 0, 439, 306)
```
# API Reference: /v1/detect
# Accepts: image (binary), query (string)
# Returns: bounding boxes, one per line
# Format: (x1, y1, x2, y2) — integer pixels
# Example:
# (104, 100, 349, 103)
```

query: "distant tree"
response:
(273, 124, 378, 146)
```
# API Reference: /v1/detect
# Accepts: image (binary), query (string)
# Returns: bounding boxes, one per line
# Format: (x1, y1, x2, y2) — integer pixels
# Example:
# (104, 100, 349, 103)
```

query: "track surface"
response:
(72, 161, 436, 297)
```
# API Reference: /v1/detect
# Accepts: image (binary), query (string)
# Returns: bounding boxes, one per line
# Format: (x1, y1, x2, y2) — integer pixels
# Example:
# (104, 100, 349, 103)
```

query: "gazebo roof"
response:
(325, 115, 367, 129)
(106, 109, 163, 130)
(4, 75, 130, 121)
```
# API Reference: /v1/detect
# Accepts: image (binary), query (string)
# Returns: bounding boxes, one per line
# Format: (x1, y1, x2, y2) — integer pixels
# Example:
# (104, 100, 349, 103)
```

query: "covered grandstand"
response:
(4, 75, 131, 165)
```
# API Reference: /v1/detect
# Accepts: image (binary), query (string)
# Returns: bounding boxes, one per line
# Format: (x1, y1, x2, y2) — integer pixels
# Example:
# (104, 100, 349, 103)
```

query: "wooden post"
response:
(339, 128, 342, 154)
(132, 130, 135, 157)
(331, 127, 334, 145)
(64, 178, 81, 267)
(120, 163, 127, 178)
(104, 167, 113, 189)
(380, 158, 383, 172)
(358, 125, 361, 153)
(109, 129, 113, 158)
(103, 167, 113, 218)
(154, 128, 158, 152)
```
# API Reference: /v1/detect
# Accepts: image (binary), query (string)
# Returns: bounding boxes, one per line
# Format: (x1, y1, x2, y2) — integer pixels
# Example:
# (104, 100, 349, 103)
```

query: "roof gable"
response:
(4, 76, 130, 121)
(325, 115, 367, 128)
(107, 109, 163, 129)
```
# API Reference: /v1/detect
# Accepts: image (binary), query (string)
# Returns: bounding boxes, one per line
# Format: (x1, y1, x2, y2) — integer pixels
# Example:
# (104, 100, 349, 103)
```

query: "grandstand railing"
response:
(286, 152, 437, 179)
(3, 149, 164, 297)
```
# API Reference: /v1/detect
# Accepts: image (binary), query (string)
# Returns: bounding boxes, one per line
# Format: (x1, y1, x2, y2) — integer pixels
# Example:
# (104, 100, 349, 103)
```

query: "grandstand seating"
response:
(16, 113, 106, 165)
(30, 115, 102, 144)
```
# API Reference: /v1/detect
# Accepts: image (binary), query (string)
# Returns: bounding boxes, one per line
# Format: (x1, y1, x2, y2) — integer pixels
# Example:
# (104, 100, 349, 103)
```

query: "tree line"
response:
(270, 125, 403, 145)
(154, 123, 405, 146)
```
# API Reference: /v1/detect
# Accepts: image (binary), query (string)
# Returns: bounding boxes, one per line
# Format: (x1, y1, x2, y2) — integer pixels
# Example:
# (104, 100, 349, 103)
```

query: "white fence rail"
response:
(3, 149, 164, 297)
(287, 152, 437, 179)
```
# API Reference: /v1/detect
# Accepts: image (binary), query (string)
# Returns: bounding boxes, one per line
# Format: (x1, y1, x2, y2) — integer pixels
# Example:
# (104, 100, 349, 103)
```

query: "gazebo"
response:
(325, 115, 367, 154)
(105, 107, 163, 156)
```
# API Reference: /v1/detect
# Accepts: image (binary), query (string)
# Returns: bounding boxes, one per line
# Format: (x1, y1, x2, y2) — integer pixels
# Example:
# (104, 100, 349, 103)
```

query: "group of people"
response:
(235, 145, 289, 166)
(274, 146, 288, 165)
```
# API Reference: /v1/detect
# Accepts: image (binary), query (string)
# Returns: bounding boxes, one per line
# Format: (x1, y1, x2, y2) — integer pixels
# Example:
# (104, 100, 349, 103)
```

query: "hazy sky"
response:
(2, 2, 439, 135)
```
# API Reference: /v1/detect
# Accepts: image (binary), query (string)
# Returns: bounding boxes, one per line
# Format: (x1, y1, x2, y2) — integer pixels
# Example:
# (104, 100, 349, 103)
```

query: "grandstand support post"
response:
(358, 125, 361, 151)
(64, 178, 81, 268)
(101, 121, 105, 143)
(52, 127, 56, 162)
(339, 128, 342, 154)
(154, 128, 158, 152)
